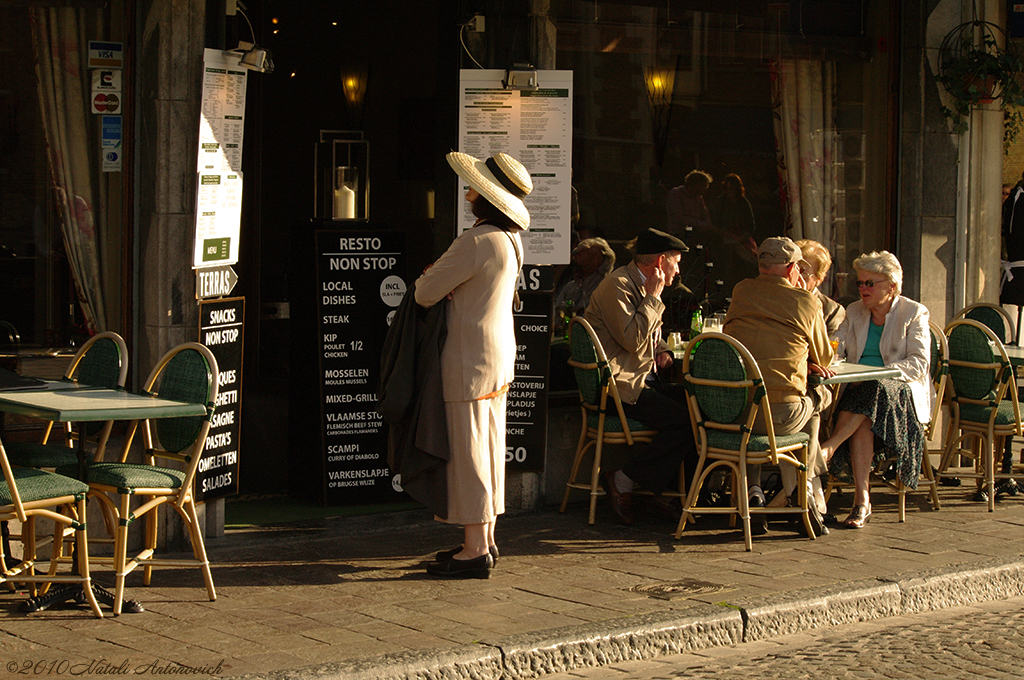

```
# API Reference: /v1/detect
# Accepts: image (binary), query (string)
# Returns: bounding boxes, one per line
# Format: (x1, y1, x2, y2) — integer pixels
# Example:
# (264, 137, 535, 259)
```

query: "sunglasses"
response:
(855, 279, 887, 289)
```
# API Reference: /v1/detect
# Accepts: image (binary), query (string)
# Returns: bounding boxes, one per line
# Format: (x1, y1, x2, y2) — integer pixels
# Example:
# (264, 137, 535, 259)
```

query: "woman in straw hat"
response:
(415, 152, 532, 578)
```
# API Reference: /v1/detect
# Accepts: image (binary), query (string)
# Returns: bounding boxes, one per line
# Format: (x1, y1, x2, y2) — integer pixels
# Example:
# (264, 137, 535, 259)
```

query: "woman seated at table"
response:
(820, 251, 933, 528)
(795, 239, 845, 337)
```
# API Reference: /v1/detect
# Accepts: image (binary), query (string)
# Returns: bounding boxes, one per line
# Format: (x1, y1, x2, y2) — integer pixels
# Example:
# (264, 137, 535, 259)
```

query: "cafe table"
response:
(0, 382, 206, 614)
(813, 361, 902, 385)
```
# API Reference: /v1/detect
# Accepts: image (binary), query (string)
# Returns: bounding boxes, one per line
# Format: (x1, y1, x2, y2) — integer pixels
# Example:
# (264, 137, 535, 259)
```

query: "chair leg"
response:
(921, 452, 941, 510)
(143, 498, 158, 586)
(73, 498, 102, 618)
(798, 460, 816, 541)
(113, 493, 132, 616)
(183, 500, 216, 602)
(675, 454, 709, 539)
(588, 436, 605, 525)
(560, 420, 591, 513)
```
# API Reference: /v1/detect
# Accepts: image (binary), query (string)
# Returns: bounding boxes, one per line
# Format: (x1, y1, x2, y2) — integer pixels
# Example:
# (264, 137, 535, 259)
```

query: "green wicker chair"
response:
(676, 332, 814, 550)
(6, 332, 128, 470)
(558, 316, 685, 524)
(0, 443, 102, 617)
(955, 302, 1016, 345)
(938, 319, 1022, 512)
(59, 343, 218, 615)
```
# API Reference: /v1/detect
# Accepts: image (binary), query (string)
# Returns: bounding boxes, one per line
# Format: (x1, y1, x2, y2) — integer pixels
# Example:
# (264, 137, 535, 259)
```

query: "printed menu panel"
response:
(194, 49, 248, 269)
(457, 70, 573, 266)
(196, 297, 244, 501)
(315, 229, 406, 504)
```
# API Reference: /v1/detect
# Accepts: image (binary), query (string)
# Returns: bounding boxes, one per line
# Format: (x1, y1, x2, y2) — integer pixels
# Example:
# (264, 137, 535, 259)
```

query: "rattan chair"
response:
(6, 331, 128, 469)
(675, 332, 814, 550)
(559, 316, 685, 524)
(937, 319, 1022, 512)
(0, 441, 102, 617)
(954, 302, 1016, 345)
(60, 342, 218, 615)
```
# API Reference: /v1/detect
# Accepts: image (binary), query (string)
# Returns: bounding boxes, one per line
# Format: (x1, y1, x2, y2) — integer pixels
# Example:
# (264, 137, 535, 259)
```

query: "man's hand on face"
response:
(644, 258, 667, 298)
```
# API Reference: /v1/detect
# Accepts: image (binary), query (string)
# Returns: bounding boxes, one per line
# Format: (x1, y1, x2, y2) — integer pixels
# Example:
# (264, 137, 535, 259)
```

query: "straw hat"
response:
(447, 151, 533, 229)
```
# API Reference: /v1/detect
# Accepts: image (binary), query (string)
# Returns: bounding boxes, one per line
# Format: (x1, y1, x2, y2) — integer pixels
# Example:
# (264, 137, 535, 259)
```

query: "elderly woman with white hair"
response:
(820, 251, 933, 528)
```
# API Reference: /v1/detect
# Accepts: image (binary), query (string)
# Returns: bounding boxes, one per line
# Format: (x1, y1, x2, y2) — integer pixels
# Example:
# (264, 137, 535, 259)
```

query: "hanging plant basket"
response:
(936, 20, 1024, 148)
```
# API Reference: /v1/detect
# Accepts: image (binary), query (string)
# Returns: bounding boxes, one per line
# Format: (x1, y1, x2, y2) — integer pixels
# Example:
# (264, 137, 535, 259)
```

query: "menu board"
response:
(457, 70, 573, 266)
(315, 229, 406, 504)
(196, 297, 243, 501)
(193, 49, 247, 269)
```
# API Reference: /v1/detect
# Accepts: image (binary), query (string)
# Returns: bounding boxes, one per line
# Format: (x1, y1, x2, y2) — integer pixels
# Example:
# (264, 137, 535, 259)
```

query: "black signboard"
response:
(507, 290, 551, 471)
(196, 296, 243, 500)
(314, 228, 406, 505)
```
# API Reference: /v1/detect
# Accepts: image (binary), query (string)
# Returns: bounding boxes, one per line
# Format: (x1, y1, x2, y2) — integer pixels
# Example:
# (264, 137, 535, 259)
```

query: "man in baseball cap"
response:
(721, 236, 835, 537)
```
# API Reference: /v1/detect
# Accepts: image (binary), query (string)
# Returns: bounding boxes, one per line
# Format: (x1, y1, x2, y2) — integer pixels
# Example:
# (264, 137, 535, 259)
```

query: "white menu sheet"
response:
(457, 70, 573, 265)
(194, 49, 248, 269)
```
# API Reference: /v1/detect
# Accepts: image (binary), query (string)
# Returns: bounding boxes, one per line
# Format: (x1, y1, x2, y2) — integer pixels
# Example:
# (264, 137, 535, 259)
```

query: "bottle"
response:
(690, 308, 703, 339)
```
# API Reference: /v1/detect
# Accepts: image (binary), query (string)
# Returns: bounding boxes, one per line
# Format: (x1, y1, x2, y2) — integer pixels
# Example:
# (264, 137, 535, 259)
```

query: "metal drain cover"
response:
(629, 578, 730, 600)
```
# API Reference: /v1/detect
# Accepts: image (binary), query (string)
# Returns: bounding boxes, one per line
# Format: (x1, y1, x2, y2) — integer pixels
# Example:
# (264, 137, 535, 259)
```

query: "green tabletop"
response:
(0, 386, 205, 423)
(813, 361, 901, 385)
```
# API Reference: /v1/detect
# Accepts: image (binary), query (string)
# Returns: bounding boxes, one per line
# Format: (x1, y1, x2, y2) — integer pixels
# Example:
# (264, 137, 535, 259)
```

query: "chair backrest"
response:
(681, 332, 779, 455)
(926, 321, 949, 439)
(567, 316, 606, 410)
(69, 331, 129, 389)
(944, 319, 1015, 409)
(955, 303, 1015, 345)
(566, 316, 637, 439)
(142, 343, 219, 457)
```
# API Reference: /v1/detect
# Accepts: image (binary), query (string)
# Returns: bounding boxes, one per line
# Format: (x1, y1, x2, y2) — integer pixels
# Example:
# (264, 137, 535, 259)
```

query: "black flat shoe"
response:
(807, 505, 829, 537)
(435, 545, 499, 565)
(426, 553, 493, 579)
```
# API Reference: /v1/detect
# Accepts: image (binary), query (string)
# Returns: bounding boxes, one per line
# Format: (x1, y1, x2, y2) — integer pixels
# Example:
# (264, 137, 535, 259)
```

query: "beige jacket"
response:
(584, 261, 666, 404)
(415, 223, 522, 402)
(725, 274, 834, 403)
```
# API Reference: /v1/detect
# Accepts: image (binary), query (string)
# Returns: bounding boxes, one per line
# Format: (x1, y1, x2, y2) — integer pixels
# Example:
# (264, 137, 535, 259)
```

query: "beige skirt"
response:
(441, 392, 507, 525)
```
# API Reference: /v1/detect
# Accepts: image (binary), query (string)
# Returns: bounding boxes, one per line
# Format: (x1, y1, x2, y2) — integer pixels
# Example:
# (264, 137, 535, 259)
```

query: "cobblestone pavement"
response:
(544, 595, 1024, 679)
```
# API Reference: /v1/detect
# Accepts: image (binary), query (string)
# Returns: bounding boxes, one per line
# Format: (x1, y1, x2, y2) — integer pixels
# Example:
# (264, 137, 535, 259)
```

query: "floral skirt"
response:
(827, 378, 925, 490)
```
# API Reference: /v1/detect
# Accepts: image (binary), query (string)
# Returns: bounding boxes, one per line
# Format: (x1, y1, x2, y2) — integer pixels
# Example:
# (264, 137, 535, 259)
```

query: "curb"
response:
(229, 556, 1024, 680)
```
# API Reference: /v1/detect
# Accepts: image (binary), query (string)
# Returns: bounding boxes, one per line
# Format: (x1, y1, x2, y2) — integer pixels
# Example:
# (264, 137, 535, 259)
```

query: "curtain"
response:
(770, 59, 837, 247)
(31, 7, 108, 333)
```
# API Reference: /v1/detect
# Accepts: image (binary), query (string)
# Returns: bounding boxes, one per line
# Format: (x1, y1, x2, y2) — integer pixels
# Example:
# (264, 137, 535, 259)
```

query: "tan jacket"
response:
(415, 223, 522, 402)
(725, 274, 834, 403)
(584, 261, 666, 404)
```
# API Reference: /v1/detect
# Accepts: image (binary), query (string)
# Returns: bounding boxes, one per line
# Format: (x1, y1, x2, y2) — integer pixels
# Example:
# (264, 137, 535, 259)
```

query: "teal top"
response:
(860, 321, 885, 367)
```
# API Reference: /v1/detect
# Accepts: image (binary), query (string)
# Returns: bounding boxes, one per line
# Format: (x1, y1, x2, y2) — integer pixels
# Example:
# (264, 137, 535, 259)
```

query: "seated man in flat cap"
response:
(583, 228, 698, 525)
(723, 236, 835, 537)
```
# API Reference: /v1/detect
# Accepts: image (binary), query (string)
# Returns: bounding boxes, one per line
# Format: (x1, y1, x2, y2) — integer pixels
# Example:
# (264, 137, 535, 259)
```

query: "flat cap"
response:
(635, 228, 689, 255)
(758, 236, 802, 265)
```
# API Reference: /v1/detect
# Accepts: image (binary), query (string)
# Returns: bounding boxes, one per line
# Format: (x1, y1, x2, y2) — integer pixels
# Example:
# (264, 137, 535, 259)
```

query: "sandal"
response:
(843, 504, 871, 529)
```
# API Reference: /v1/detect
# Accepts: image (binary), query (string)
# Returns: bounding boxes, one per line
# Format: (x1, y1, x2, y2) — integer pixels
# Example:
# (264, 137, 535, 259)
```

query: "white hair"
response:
(853, 250, 902, 296)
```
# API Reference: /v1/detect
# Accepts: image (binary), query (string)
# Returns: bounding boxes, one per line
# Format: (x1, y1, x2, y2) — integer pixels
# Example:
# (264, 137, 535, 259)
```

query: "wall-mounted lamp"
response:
(229, 1, 274, 74)
(643, 57, 677, 166)
(340, 62, 369, 129)
(239, 43, 274, 73)
(503, 63, 539, 90)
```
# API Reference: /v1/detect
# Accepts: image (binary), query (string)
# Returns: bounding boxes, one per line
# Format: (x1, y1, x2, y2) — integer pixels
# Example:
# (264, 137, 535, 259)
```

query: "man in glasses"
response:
(723, 237, 835, 536)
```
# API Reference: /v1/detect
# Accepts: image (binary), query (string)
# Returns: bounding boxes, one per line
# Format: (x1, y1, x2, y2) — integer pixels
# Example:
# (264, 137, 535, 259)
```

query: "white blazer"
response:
(837, 295, 934, 424)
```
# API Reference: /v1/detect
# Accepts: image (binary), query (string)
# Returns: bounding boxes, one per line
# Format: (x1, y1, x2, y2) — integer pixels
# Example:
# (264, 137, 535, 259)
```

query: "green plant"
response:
(936, 31, 1024, 150)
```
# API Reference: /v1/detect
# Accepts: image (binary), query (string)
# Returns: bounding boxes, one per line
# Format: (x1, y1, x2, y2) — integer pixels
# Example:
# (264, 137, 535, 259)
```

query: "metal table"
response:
(0, 384, 206, 614)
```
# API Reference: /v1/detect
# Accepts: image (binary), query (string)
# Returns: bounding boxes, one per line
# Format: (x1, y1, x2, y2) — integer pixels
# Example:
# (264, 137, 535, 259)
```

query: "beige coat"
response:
(584, 261, 666, 405)
(414, 223, 522, 402)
